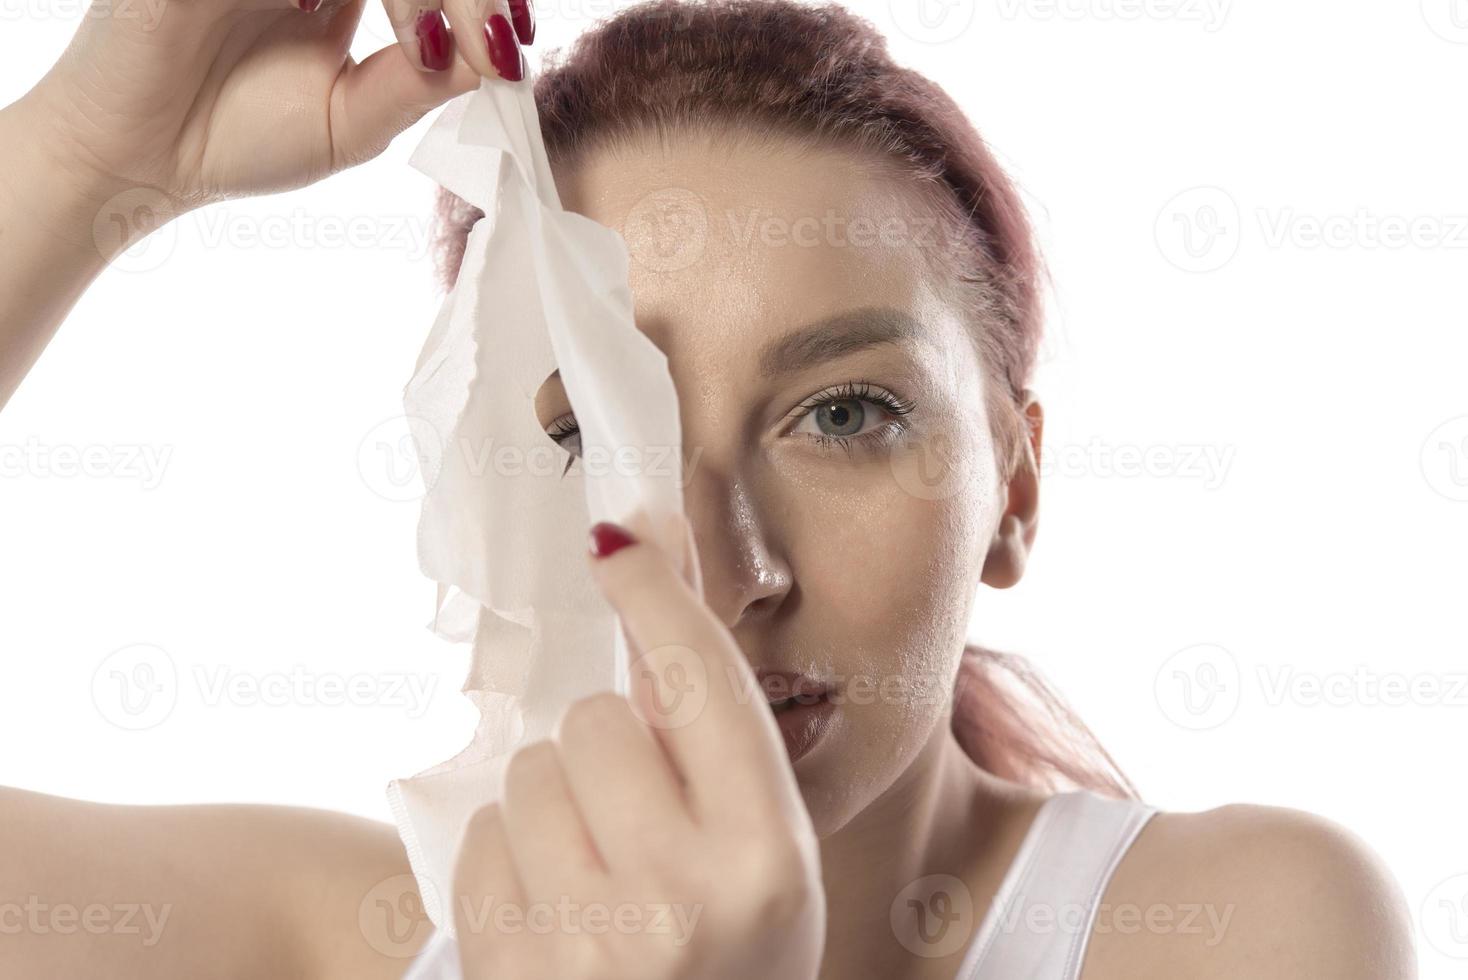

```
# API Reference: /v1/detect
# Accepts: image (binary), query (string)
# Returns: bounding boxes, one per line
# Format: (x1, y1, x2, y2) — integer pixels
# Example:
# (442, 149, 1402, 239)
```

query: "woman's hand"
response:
(451, 517, 827, 980)
(20, 0, 533, 215)
(0, 0, 532, 408)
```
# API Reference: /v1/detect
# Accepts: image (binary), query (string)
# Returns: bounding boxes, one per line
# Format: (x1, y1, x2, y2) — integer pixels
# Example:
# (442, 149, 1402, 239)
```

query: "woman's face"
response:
(538, 130, 1014, 837)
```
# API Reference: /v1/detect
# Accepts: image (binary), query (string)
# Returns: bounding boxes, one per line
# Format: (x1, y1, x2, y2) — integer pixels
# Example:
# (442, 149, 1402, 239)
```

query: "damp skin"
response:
(535, 127, 1036, 978)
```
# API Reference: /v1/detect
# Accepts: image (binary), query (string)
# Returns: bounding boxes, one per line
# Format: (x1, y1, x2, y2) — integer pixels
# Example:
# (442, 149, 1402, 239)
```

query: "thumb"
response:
(329, 45, 481, 170)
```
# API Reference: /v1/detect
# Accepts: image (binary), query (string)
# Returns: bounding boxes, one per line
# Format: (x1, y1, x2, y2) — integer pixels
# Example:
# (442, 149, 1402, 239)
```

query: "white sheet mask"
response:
(385, 70, 701, 939)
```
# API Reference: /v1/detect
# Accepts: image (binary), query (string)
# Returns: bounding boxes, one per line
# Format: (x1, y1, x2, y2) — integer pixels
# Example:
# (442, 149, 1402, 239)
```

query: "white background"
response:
(2, 0, 1466, 975)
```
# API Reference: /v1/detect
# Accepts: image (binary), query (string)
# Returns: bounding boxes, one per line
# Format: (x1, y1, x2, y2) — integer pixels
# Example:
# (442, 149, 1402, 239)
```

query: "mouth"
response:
(755, 669, 837, 764)
(755, 669, 832, 711)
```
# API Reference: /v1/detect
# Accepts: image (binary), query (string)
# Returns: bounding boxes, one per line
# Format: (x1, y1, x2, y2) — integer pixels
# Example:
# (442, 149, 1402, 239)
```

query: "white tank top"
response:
(402, 789, 1158, 980)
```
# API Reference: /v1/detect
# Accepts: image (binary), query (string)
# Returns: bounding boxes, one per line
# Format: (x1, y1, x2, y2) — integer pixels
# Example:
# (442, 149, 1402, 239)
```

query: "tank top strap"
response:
(954, 790, 1159, 980)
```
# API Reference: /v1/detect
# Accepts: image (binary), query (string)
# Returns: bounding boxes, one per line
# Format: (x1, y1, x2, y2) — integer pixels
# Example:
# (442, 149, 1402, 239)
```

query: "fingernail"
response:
(416, 11, 452, 72)
(508, 0, 535, 45)
(484, 13, 524, 81)
(299, 0, 322, 11)
(589, 522, 637, 559)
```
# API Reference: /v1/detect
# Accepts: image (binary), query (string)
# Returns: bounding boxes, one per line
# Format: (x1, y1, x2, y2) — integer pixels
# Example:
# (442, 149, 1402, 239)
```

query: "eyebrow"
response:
(757, 306, 922, 378)
(540, 306, 922, 388)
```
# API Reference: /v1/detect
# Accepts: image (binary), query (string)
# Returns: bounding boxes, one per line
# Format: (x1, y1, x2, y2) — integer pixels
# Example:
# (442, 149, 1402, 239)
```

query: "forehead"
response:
(552, 128, 960, 362)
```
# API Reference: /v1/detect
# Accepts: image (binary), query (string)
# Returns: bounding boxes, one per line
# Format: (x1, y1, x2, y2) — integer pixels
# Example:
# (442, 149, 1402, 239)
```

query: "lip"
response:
(755, 669, 836, 764)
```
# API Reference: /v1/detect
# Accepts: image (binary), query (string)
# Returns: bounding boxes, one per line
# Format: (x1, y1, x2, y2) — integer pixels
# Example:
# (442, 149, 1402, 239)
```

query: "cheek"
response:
(781, 438, 994, 712)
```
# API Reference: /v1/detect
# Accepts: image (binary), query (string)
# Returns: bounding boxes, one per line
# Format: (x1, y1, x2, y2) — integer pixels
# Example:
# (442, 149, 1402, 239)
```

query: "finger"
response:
(381, 0, 456, 73)
(441, 0, 525, 81)
(585, 514, 798, 831)
(330, 38, 480, 168)
(453, 803, 528, 952)
(506, 0, 535, 45)
(500, 740, 608, 903)
(554, 691, 693, 875)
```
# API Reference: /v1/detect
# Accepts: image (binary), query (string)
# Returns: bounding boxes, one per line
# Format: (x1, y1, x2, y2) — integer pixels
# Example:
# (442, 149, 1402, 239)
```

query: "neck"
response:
(813, 720, 1013, 980)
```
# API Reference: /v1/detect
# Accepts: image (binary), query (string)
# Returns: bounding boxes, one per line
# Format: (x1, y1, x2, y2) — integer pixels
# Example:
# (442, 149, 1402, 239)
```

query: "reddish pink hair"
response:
(432, 0, 1136, 799)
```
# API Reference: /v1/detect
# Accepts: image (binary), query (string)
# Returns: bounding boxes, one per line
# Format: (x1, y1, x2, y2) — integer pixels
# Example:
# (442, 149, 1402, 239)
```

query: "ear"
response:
(980, 391, 1043, 589)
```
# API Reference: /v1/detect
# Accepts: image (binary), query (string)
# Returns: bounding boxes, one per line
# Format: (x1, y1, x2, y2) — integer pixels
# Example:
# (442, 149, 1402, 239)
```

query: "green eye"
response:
(790, 381, 916, 454)
(805, 398, 868, 438)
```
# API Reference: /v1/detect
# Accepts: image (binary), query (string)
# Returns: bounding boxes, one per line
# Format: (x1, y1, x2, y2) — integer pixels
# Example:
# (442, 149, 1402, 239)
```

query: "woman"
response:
(0, 1, 1416, 978)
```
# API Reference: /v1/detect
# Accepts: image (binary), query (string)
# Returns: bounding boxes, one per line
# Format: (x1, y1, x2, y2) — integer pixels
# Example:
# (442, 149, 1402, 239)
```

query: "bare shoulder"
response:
(1082, 800, 1417, 980)
(0, 785, 428, 980)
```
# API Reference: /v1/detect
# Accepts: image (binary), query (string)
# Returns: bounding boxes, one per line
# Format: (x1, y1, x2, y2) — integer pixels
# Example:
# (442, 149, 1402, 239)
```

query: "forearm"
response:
(0, 93, 152, 412)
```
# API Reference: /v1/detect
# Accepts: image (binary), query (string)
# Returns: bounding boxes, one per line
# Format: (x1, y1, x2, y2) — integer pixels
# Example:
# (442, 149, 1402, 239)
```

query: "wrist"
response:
(2, 90, 185, 265)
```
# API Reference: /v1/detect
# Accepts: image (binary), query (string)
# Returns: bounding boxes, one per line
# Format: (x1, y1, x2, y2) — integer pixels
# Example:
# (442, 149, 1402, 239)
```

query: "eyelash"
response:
(545, 379, 917, 466)
(788, 380, 917, 457)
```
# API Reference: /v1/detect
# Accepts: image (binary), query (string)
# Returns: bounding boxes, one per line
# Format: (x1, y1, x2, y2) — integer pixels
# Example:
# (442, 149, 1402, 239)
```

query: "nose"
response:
(681, 458, 793, 630)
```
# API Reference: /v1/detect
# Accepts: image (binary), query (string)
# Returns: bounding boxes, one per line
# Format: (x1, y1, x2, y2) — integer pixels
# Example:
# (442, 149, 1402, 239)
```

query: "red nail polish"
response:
(589, 522, 636, 559)
(484, 14, 524, 81)
(508, 0, 535, 45)
(299, 0, 322, 11)
(416, 11, 452, 72)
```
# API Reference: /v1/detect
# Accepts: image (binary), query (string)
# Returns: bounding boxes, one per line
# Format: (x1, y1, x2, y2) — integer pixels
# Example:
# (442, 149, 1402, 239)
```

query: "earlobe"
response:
(980, 392, 1043, 590)
(980, 513, 1029, 589)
